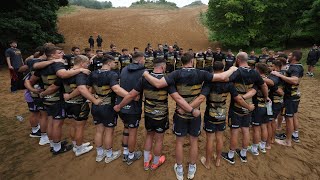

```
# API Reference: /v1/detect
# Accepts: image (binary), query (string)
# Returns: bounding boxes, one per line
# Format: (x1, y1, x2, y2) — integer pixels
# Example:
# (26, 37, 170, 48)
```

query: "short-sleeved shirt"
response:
(5, 48, 23, 69)
(90, 57, 103, 71)
(56, 73, 88, 104)
(119, 55, 132, 69)
(195, 53, 205, 69)
(268, 73, 282, 104)
(225, 55, 236, 70)
(248, 55, 258, 67)
(88, 69, 119, 106)
(214, 52, 225, 62)
(34, 62, 66, 105)
(266, 57, 276, 66)
(165, 68, 213, 119)
(229, 67, 264, 115)
(201, 81, 238, 123)
(134, 73, 168, 120)
(165, 51, 176, 66)
(154, 51, 165, 59)
(284, 64, 304, 100)
(258, 54, 269, 63)
(175, 53, 183, 68)
(204, 52, 214, 67)
(144, 52, 155, 70)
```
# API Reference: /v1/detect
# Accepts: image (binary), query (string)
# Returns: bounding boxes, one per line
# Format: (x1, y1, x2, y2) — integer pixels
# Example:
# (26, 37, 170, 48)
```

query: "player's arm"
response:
(142, 71, 168, 88)
(33, 59, 64, 69)
(111, 85, 128, 98)
(212, 66, 238, 82)
(260, 82, 269, 100)
(170, 92, 200, 117)
(40, 84, 59, 97)
(116, 89, 140, 110)
(64, 88, 81, 101)
(276, 87, 284, 96)
(242, 88, 257, 99)
(56, 68, 90, 79)
(25, 77, 40, 94)
(264, 77, 274, 86)
(271, 71, 299, 85)
(234, 95, 255, 111)
(77, 85, 101, 105)
(189, 94, 206, 109)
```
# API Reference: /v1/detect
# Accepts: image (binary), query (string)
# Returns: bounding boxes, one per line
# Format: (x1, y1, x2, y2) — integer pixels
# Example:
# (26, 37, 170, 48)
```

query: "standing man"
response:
(89, 50, 104, 71)
(144, 46, 154, 72)
(224, 49, 236, 71)
(97, 35, 103, 49)
(221, 52, 269, 164)
(154, 44, 165, 59)
(5, 40, 24, 92)
(195, 51, 205, 70)
(119, 49, 132, 71)
(271, 51, 304, 146)
(248, 50, 258, 69)
(106, 44, 121, 74)
(88, 36, 94, 49)
(175, 48, 184, 70)
(164, 46, 176, 73)
(258, 47, 269, 63)
(173, 42, 180, 52)
(306, 44, 319, 77)
(64, 47, 81, 69)
(204, 47, 214, 71)
(213, 47, 225, 63)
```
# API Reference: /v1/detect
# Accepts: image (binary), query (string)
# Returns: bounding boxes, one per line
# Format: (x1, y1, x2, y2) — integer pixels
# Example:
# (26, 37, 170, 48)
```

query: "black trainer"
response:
(235, 149, 247, 163)
(29, 129, 41, 138)
(275, 133, 286, 140)
(52, 142, 71, 155)
(292, 135, 300, 143)
(50, 140, 68, 152)
(221, 152, 235, 165)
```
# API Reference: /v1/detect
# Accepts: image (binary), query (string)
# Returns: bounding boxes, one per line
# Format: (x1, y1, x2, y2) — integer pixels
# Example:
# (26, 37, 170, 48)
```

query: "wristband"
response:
(190, 108, 195, 114)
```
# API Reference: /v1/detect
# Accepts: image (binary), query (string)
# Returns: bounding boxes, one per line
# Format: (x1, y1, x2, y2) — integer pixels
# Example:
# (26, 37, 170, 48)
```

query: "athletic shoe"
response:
(105, 150, 121, 163)
(144, 154, 153, 170)
(126, 151, 142, 166)
(122, 154, 128, 162)
(52, 144, 73, 155)
(292, 135, 300, 143)
(75, 145, 93, 156)
(236, 149, 247, 163)
(39, 135, 50, 145)
(96, 151, 107, 162)
(187, 164, 197, 180)
(29, 129, 41, 138)
(73, 142, 91, 152)
(275, 133, 286, 140)
(247, 146, 259, 156)
(306, 72, 310, 76)
(150, 155, 166, 170)
(259, 146, 267, 154)
(221, 152, 235, 165)
(174, 163, 184, 180)
(50, 141, 68, 152)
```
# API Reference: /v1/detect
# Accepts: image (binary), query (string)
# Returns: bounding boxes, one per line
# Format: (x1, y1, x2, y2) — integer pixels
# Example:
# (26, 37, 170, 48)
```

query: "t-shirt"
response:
(229, 67, 264, 115)
(165, 51, 176, 67)
(266, 57, 276, 66)
(175, 53, 183, 69)
(165, 68, 213, 119)
(144, 52, 155, 70)
(5, 48, 23, 69)
(34, 62, 66, 105)
(225, 55, 235, 70)
(134, 73, 168, 120)
(248, 55, 258, 67)
(268, 73, 282, 104)
(204, 52, 214, 67)
(214, 52, 225, 62)
(88, 69, 119, 106)
(201, 81, 238, 123)
(154, 50, 165, 59)
(119, 55, 132, 70)
(284, 64, 304, 100)
(90, 57, 103, 71)
(258, 54, 269, 63)
(195, 53, 205, 69)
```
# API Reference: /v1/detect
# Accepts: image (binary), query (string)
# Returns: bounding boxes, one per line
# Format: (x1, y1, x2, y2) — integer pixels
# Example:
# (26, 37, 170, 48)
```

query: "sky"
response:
(97, 0, 209, 8)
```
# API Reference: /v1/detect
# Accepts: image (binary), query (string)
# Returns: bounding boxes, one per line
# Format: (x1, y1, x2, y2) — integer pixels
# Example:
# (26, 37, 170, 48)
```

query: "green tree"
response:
(299, 0, 320, 42)
(0, 0, 66, 54)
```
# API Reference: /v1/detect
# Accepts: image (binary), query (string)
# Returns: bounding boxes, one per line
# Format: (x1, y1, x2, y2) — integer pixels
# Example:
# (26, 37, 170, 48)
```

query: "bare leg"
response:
(189, 135, 198, 164)
(176, 136, 184, 165)
(95, 124, 105, 147)
(215, 131, 223, 167)
(128, 128, 138, 152)
(75, 121, 86, 146)
(104, 127, 114, 150)
(153, 132, 164, 156)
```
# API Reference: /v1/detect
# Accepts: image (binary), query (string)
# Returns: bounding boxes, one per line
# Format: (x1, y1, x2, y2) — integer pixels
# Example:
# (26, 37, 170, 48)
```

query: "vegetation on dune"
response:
(130, 0, 178, 9)
(69, 0, 112, 9)
(0, 0, 67, 55)
(58, 5, 78, 15)
(184, 1, 205, 7)
(204, 0, 320, 49)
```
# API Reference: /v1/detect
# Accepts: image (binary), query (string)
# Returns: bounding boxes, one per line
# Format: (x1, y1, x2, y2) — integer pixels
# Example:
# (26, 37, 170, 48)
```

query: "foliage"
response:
(130, 0, 178, 9)
(69, 0, 112, 9)
(184, 1, 205, 7)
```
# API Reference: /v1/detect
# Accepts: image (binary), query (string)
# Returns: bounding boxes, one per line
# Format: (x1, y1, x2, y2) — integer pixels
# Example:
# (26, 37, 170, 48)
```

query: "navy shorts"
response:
(173, 113, 201, 137)
(91, 104, 118, 127)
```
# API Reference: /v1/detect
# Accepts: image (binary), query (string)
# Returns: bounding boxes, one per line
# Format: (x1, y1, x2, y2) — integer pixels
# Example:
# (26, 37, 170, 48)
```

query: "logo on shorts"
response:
(55, 116, 61, 119)
(156, 128, 163, 132)
(205, 128, 213, 132)
(174, 131, 182, 136)
(129, 124, 135, 128)
(231, 125, 239, 128)
(108, 123, 114, 126)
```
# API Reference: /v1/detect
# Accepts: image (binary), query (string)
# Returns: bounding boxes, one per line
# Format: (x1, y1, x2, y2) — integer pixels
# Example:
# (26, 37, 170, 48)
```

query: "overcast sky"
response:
(97, 0, 209, 7)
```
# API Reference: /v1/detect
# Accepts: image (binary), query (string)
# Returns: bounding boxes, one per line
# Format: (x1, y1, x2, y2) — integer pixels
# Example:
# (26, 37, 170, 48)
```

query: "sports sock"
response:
(106, 148, 113, 158)
(228, 150, 235, 158)
(72, 141, 76, 146)
(123, 147, 129, 155)
(252, 144, 259, 152)
(260, 141, 266, 149)
(240, 148, 247, 157)
(128, 152, 134, 159)
(53, 141, 61, 152)
(188, 163, 196, 172)
(50, 140, 54, 147)
(32, 126, 38, 133)
(292, 131, 299, 138)
(177, 164, 183, 173)
(144, 150, 150, 163)
(153, 156, 160, 164)
(96, 146, 104, 156)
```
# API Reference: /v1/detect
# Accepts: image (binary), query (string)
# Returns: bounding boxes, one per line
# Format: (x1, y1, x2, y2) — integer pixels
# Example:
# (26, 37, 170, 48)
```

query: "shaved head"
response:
(236, 52, 248, 62)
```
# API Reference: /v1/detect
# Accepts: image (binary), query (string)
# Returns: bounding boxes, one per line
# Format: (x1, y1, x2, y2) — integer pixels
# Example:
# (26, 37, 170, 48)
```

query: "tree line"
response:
(69, 0, 112, 9)
(205, 0, 320, 49)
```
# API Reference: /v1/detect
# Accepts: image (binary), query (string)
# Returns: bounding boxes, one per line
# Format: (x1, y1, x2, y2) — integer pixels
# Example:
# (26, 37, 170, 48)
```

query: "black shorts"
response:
(307, 59, 317, 66)
(203, 115, 226, 133)
(270, 102, 283, 120)
(27, 102, 39, 112)
(228, 109, 251, 129)
(283, 99, 300, 117)
(119, 113, 141, 128)
(65, 102, 90, 121)
(46, 102, 65, 120)
(91, 104, 118, 127)
(252, 107, 268, 126)
(145, 116, 169, 133)
(172, 113, 201, 137)
(33, 98, 46, 111)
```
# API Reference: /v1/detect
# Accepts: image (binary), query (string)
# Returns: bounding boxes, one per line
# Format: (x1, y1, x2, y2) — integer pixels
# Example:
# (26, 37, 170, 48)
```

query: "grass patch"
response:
(58, 5, 78, 16)
(130, 4, 178, 10)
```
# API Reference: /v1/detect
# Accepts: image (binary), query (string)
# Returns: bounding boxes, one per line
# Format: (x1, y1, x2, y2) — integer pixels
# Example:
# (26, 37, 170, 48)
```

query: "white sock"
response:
(177, 164, 183, 173)
(252, 144, 259, 152)
(31, 126, 38, 133)
(292, 131, 299, 138)
(53, 141, 61, 152)
(50, 140, 54, 147)
(240, 148, 247, 157)
(123, 147, 129, 155)
(260, 141, 266, 149)
(188, 163, 196, 172)
(96, 147, 104, 156)
(36, 124, 40, 131)
(153, 156, 160, 164)
(72, 141, 76, 146)
(41, 133, 47, 138)
(106, 148, 113, 158)
(228, 150, 235, 158)
(128, 152, 134, 159)
(144, 150, 150, 163)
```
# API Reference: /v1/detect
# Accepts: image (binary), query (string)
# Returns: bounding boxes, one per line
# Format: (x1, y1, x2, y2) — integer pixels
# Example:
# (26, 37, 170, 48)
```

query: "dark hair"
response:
(35, 46, 46, 56)
(132, 52, 144, 60)
(188, 48, 193, 51)
(71, 46, 80, 52)
(212, 61, 224, 71)
(96, 50, 103, 53)
(255, 63, 269, 74)
(277, 53, 288, 59)
(122, 48, 128, 52)
(110, 44, 116, 49)
(9, 40, 17, 44)
(134, 47, 139, 51)
(292, 50, 302, 61)
(181, 53, 194, 65)
(179, 48, 183, 51)
(277, 57, 287, 66)
(153, 57, 166, 66)
(84, 48, 91, 52)
(45, 46, 62, 57)
(272, 60, 282, 69)
(102, 54, 115, 64)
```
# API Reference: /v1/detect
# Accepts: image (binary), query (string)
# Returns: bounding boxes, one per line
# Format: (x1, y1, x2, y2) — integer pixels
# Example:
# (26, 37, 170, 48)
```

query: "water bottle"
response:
(16, 115, 24, 122)
(266, 101, 273, 116)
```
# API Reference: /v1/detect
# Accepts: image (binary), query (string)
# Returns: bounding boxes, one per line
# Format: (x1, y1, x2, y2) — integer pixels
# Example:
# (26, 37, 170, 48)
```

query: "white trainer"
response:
(96, 151, 107, 162)
(75, 145, 93, 156)
(39, 135, 50, 145)
(73, 142, 91, 152)
(174, 163, 183, 180)
(105, 150, 121, 163)
(187, 164, 197, 179)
